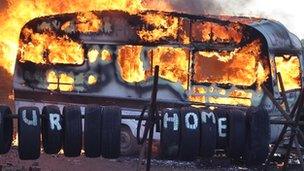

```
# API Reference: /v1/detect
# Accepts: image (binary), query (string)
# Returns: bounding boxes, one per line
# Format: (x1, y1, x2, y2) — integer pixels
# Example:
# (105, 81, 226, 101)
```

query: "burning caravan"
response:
(8, 10, 303, 163)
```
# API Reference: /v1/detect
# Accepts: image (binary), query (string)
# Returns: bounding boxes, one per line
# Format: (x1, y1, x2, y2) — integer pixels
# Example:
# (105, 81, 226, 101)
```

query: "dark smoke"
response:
(0, 0, 7, 10)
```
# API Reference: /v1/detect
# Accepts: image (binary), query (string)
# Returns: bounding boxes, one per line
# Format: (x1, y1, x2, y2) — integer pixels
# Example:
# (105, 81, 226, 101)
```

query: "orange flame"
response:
(275, 55, 301, 91)
(19, 28, 84, 65)
(59, 73, 74, 91)
(0, 1, 278, 108)
(0, 0, 172, 74)
(101, 49, 112, 62)
(188, 87, 207, 103)
(189, 87, 253, 106)
(149, 47, 189, 88)
(117, 45, 190, 88)
(117, 45, 146, 83)
(47, 70, 58, 90)
(46, 70, 74, 91)
(209, 96, 251, 106)
(138, 12, 179, 42)
(192, 21, 243, 43)
(193, 39, 268, 87)
(76, 12, 102, 33)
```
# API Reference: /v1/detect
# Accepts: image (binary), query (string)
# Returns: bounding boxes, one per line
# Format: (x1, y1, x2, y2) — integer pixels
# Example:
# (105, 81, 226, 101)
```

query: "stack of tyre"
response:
(0, 105, 121, 159)
(160, 107, 270, 166)
(0, 104, 270, 166)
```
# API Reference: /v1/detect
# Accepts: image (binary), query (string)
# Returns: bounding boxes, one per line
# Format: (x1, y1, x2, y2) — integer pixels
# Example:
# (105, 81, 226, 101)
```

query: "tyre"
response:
(0, 106, 13, 154)
(200, 108, 217, 158)
(227, 109, 246, 160)
(18, 106, 41, 160)
(214, 108, 229, 149)
(120, 125, 138, 156)
(84, 105, 102, 158)
(160, 108, 180, 159)
(244, 107, 270, 166)
(298, 114, 304, 147)
(42, 105, 63, 154)
(179, 107, 200, 161)
(63, 105, 82, 157)
(101, 106, 121, 159)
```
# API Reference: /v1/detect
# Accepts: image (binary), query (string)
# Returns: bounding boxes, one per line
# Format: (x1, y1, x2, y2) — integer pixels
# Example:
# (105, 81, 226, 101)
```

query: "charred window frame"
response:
(18, 43, 86, 66)
(189, 20, 271, 91)
(18, 21, 86, 66)
(190, 50, 258, 90)
(115, 45, 191, 89)
(46, 70, 75, 92)
(190, 19, 248, 46)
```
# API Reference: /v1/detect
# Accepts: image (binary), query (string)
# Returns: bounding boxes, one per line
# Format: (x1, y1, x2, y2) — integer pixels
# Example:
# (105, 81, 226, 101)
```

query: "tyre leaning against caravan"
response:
(160, 108, 181, 159)
(298, 112, 304, 147)
(42, 105, 63, 154)
(244, 107, 270, 166)
(84, 105, 102, 158)
(179, 107, 200, 161)
(101, 106, 121, 159)
(0, 105, 13, 154)
(199, 107, 217, 158)
(226, 109, 246, 161)
(18, 106, 41, 160)
(63, 105, 82, 157)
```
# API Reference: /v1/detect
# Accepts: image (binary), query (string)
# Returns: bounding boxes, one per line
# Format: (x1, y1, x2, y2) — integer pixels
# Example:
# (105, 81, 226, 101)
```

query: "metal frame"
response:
(263, 73, 304, 170)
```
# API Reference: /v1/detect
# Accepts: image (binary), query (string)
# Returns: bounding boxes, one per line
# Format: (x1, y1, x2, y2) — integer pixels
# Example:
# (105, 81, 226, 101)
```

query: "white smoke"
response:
(218, 0, 304, 39)
(166, 0, 304, 39)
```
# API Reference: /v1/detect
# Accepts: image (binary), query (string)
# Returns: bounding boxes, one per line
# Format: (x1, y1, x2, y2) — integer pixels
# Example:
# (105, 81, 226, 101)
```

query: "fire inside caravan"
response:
(15, 11, 279, 106)
(13, 10, 304, 157)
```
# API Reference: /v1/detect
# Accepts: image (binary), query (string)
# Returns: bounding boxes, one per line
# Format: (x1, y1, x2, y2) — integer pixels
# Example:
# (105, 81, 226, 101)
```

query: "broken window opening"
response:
(192, 40, 268, 88)
(275, 55, 301, 91)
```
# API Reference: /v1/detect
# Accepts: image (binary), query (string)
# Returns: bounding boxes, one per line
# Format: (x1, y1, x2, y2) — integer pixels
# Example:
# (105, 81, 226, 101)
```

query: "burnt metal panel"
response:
(249, 20, 302, 53)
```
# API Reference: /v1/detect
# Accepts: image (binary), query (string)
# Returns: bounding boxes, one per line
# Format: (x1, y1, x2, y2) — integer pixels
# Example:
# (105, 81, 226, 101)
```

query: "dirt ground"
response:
(1, 147, 303, 171)
(0, 147, 244, 171)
